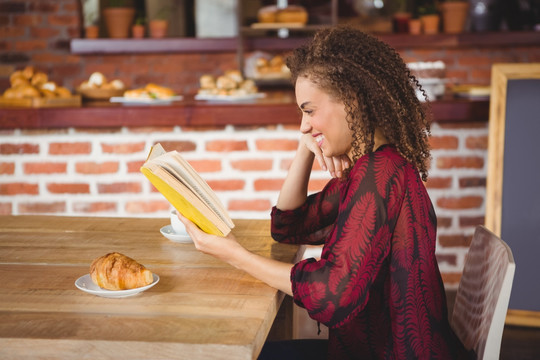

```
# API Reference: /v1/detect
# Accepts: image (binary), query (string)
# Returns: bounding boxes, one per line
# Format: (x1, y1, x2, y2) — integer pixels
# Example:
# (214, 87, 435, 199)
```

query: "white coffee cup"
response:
(170, 209, 188, 235)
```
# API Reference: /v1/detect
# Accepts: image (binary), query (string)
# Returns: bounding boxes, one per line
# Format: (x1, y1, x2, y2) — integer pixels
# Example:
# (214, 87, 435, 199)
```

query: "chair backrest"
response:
(451, 225, 516, 360)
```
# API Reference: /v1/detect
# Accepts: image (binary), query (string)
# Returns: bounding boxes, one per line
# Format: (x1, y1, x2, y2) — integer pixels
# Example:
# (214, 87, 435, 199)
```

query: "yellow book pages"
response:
(154, 152, 234, 229)
(141, 166, 228, 236)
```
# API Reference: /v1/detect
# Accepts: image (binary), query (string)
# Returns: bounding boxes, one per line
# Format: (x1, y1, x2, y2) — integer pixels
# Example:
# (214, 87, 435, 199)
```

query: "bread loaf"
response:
(258, 5, 308, 24)
(275, 5, 308, 24)
(90, 252, 153, 290)
(257, 5, 278, 23)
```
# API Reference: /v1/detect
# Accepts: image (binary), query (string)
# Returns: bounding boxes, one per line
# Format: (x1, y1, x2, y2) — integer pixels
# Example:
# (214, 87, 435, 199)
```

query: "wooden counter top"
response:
(0, 92, 488, 129)
(0, 216, 300, 359)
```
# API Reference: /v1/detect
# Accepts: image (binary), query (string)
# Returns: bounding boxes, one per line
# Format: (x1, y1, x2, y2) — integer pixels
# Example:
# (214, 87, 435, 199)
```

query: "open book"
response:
(140, 143, 234, 236)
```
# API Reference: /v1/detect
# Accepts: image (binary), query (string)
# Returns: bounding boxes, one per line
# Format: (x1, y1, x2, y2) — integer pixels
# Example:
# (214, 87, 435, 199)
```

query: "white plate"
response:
(75, 273, 159, 298)
(160, 225, 192, 243)
(194, 93, 266, 102)
(110, 96, 183, 104)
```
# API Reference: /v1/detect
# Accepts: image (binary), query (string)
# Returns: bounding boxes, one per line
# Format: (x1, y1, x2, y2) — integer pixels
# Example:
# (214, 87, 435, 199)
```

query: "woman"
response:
(179, 27, 471, 359)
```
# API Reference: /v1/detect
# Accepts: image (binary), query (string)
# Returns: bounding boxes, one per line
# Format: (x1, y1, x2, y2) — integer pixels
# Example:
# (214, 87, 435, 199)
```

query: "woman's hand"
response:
(177, 212, 294, 296)
(177, 212, 241, 263)
(276, 133, 352, 211)
(300, 133, 350, 178)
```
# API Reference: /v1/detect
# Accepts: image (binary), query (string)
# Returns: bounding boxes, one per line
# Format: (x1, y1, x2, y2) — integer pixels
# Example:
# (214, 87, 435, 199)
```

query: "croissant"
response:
(90, 252, 153, 290)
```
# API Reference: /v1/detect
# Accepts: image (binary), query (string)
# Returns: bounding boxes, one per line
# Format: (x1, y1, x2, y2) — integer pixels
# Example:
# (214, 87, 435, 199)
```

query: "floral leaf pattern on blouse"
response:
(271, 145, 473, 359)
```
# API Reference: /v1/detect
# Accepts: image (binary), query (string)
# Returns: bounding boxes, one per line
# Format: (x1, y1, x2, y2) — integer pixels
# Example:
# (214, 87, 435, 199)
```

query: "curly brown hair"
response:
(286, 26, 432, 181)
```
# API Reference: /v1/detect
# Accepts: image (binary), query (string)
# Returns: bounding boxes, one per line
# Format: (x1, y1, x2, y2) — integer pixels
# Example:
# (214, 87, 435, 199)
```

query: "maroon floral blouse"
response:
(271, 145, 471, 359)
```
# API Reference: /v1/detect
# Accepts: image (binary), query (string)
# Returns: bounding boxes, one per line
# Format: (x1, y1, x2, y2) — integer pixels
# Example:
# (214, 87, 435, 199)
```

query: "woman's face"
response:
(296, 76, 354, 159)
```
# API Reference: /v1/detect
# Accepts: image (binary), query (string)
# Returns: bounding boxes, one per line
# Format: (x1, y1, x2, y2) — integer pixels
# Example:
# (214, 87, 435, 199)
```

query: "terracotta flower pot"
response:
(440, 1, 470, 34)
(421, 14, 440, 34)
(409, 19, 422, 35)
(85, 25, 99, 39)
(132, 24, 145, 38)
(103, 7, 135, 38)
(149, 20, 168, 38)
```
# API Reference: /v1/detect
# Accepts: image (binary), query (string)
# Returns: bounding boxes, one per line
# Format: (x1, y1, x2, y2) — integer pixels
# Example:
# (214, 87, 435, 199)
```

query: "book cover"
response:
(140, 144, 234, 236)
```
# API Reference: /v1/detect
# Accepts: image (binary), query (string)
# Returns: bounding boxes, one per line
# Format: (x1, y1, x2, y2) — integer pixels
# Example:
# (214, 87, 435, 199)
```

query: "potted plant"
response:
(149, 6, 171, 38)
(103, 0, 135, 38)
(85, 23, 99, 38)
(409, 16, 422, 35)
(132, 15, 146, 38)
(418, 2, 440, 34)
(392, 0, 412, 34)
(82, 0, 99, 38)
(439, 0, 470, 33)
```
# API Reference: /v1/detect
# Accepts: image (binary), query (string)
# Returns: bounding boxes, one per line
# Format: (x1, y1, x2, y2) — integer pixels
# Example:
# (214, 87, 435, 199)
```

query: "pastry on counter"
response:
(87, 72, 107, 87)
(2, 66, 73, 99)
(255, 55, 291, 78)
(197, 70, 259, 97)
(244, 52, 291, 83)
(3, 85, 40, 99)
(30, 71, 48, 87)
(77, 72, 126, 100)
(199, 74, 216, 90)
(123, 83, 177, 99)
(79, 72, 125, 91)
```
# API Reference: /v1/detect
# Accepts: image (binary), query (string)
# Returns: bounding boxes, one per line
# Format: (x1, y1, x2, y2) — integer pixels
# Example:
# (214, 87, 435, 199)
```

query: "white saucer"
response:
(160, 225, 192, 243)
(75, 274, 159, 298)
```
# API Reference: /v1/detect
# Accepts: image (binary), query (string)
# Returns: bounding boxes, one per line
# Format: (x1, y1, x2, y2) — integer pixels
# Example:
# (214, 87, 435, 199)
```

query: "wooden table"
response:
(0, 215, 299, 359)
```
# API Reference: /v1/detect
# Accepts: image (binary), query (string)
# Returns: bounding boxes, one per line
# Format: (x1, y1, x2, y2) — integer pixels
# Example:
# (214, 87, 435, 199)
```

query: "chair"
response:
(451, 225, 516, 360)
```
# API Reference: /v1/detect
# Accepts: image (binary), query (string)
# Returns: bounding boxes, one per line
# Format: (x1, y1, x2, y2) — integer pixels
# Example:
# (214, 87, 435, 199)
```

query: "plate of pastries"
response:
(1, 66, 80, 107)
(75, 252, 159, 298)
(77, 72, 126, 100)
(195, 70, 264, 101)
(244, 52, 291, 85)
(110, 83, 182, 104)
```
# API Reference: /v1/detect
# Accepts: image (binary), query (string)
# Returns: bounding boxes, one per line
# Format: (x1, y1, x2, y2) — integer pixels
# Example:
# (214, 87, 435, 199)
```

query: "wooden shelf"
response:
(70, 37, 240, 54)
(70, 31, 540, 54)
(0, 92, 488, 129)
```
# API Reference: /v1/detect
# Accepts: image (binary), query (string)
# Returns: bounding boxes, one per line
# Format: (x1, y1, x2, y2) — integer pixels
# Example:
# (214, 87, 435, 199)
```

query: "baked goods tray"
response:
(451, 84, 491, 100)
(0, 95, 82, 108)
(77, 87, 125, 100)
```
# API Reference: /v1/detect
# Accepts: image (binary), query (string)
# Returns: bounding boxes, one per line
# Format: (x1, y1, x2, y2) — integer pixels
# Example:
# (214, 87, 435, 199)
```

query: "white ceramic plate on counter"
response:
(75, 274, 159, 298)
(194, 93, 266, 102)
(110, 96, 183, 105)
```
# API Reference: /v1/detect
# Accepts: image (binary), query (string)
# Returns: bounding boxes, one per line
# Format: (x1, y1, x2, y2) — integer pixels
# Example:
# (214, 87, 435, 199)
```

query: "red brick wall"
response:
(0, 0, 538, 287)
(0, 122, 488, 286)
(1, 0, 539, 93)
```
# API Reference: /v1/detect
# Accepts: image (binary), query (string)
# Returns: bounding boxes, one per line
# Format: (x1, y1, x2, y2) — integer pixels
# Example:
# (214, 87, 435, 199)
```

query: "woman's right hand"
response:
(300, 133, 350, 178)
(277, 133, 351, 210)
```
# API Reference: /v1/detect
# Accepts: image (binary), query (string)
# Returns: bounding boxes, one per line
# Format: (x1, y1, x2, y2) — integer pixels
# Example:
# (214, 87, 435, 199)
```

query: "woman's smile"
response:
(295, 77, 353, 159)
(314, 133, 324, 148)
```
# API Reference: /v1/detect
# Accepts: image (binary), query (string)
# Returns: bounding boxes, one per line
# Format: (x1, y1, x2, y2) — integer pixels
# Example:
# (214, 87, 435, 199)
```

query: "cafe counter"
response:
(0, 91, 488, 129)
